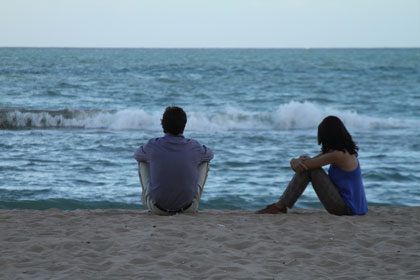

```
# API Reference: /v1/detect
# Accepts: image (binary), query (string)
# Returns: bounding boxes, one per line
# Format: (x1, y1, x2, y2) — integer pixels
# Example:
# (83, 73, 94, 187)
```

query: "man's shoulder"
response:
(148, 136, 164, 143)
(184, 137, 202, 146)
(141, 137, 163, 149)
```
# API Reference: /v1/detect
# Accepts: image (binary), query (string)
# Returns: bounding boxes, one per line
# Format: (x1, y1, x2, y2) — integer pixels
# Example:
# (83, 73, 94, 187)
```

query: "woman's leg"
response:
(278, 171, 311, 208)
(309, 168, 351, 215)
(259, 168, 350, 215)
(256, 171, 311, 213)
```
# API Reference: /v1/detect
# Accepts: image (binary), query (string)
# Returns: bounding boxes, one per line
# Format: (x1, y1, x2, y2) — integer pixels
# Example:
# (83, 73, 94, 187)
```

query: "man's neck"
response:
(165, 133, 184, 137)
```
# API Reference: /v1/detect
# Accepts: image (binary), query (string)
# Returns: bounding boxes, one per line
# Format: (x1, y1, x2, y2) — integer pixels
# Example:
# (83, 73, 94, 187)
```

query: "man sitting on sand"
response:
(134, 106, 214, 215)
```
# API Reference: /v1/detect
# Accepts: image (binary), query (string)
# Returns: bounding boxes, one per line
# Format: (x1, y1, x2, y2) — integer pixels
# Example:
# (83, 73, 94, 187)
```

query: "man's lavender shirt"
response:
(134, 133, 214, 210)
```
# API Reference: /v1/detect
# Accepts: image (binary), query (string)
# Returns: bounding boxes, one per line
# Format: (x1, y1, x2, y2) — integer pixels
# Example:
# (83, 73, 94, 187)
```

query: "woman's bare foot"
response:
(255, 203, 287, 214)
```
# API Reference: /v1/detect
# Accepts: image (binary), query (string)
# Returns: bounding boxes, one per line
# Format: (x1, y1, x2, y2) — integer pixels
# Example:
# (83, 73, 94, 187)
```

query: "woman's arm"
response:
(291, 151, 342, 172)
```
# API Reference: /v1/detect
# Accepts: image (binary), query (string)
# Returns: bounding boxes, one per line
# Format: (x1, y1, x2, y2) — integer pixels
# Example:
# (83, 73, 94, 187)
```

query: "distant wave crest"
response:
(0, 102, 414, 131)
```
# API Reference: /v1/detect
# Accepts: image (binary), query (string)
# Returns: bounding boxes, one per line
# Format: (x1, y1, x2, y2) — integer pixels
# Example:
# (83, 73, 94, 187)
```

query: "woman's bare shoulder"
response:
(323, 150, 346, 160)
(330, 150, 358, 171)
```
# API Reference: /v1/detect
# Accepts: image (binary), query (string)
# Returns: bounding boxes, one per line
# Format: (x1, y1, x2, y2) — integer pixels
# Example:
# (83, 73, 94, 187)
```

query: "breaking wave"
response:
(0, 102, 414, 131)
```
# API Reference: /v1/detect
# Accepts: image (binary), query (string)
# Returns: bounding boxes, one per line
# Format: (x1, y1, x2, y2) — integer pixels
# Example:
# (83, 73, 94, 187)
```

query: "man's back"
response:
(134, 133, 213, 210)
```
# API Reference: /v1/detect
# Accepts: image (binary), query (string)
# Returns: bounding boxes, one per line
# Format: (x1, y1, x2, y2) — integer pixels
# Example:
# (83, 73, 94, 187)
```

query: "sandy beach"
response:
(1, 206, 419, 279)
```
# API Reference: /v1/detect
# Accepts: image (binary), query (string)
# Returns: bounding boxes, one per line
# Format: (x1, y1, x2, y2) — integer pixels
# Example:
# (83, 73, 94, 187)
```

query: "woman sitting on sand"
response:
(257, 116, 368, 215)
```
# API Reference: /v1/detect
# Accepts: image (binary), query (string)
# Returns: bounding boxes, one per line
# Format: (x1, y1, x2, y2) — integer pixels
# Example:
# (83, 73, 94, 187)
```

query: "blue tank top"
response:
(328, 162, 368, 215)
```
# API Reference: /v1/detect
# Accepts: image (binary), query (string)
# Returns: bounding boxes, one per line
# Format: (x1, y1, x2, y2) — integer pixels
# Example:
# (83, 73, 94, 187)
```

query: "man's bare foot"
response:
(255, 203, 287, 214)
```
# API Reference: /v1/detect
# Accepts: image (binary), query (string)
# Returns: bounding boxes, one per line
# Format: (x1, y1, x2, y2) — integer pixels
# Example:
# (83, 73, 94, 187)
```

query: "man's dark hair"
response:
(161, 106, 187, 135)
(318, 116, 359, 156)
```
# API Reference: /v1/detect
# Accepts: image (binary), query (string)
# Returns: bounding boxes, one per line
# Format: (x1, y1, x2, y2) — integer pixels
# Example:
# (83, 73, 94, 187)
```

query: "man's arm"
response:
(133, 144, 148, 162)
(199, 145, 214, 162)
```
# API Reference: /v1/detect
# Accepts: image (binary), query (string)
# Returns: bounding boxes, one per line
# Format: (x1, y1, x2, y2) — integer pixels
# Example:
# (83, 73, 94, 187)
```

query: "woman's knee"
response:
(307, 168, 327, 180)
(309, 167, 325, 174)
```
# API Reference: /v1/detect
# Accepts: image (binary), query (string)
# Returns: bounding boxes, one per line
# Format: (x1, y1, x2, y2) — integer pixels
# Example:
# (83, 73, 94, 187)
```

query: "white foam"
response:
(271, 101, 324, 130)
(4, 102, 414, 131)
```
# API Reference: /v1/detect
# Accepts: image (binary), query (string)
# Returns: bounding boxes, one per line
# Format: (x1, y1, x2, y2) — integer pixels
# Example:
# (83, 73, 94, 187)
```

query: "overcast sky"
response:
(1, 0, 419, 48)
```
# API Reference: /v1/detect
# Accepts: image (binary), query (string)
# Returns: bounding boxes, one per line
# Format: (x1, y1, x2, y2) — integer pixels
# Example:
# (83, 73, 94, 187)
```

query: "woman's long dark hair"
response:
(318, 116, 359, 156)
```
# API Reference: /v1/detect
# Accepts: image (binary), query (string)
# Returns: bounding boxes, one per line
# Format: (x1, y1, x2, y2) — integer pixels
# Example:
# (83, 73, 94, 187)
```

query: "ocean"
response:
(1, 48, 419, 210)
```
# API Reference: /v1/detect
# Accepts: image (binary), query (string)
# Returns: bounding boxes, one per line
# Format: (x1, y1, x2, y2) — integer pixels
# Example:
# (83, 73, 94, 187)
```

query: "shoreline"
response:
(1, 206, 420, 279)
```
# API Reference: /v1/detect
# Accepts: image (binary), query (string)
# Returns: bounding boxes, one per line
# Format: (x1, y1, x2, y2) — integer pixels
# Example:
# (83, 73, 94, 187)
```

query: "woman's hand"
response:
(290, 151, 343, 172)
(290, 158, 308, 173)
